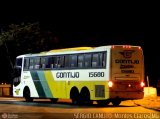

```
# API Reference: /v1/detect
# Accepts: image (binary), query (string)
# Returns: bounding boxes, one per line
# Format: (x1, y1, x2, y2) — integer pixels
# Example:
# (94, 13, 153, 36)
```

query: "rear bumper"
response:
(109, 91, 144, 100)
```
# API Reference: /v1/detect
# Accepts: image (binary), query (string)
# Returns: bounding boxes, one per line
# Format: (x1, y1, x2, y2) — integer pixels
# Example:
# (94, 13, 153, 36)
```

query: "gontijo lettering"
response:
(56, 72, 79, 78)
(115, 59, 139, 64)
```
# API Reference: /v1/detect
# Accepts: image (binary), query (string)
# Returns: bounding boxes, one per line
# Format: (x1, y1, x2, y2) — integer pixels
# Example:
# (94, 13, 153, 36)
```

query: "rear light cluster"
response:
(122, 45, 131, 48)
(108, 81, 113, 87)
(138, 46, 141, 50)
(112, 45, 141, 50)
(112, 45, 131, 49)
(108, 81, 145, 88)
(140, 81, 145, 87)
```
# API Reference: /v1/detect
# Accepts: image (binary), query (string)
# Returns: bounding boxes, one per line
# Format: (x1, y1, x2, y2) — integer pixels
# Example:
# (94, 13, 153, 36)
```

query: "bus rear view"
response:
(109, 45, 145, 105)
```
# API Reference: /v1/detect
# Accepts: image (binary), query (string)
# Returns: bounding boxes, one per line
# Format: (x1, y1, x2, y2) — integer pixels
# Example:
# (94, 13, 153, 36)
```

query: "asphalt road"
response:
(0, 97, 159, 119)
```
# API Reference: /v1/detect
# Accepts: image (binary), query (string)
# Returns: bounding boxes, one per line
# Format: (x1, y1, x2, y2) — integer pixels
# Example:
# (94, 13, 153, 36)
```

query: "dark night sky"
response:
(0, 3, 160, 85)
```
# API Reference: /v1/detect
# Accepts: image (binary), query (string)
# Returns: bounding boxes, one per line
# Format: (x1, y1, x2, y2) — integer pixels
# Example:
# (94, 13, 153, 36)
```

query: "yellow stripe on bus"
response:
(44, 71, 57, 98)
(44, 71, 67, 98)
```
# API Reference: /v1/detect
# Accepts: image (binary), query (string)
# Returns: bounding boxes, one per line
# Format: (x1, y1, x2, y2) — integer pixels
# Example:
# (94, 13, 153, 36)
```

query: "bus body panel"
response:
(13, 71, 39, 97)
(13, 69, 110, 100)
(13, 45, 144, 104)
(110, 46, 144, 99)
(51, 69, 110, 100)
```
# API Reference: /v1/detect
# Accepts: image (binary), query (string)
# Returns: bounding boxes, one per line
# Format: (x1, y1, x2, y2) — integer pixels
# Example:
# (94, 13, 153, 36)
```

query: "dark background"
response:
(0, 3, 159, 87)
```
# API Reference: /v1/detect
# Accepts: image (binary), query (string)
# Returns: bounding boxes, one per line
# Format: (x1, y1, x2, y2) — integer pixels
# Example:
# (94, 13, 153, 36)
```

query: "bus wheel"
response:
(50, 98, 58, 103)
(70, 87, 80, 105)
(111, 99, 121, 106)
(97, 100, 110, 106)
(80, 88, 92, 105)
(23, 87, 33, 102)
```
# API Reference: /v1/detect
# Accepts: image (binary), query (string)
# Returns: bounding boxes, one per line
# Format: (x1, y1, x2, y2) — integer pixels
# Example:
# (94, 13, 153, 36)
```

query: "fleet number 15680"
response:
(89, 72, 104, 77)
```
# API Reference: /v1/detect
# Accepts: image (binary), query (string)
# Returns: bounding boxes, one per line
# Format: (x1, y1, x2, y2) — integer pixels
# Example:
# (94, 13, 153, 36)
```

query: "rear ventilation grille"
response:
(95, 85, 105, 97)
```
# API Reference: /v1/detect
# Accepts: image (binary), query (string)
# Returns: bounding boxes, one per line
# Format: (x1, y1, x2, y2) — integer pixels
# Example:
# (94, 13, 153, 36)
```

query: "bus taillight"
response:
(140, 81, 145, 87)
(122, 45, 131, 49)
(108, 81, 113, 87)
(138, 46, 142, 50)
(112, 45, 115, 49)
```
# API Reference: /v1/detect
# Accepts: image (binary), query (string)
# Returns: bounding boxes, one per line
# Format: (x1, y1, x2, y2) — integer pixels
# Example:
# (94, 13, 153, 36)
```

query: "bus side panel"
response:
(13, 71, 39, 98)
(44, 71, 67, 98)
(25, 70, 66, 99)
(51, 69, 110, 100)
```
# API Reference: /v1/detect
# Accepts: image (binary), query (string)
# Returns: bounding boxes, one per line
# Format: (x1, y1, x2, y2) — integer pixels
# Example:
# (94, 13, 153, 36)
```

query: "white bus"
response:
(13, 45, 145, 106)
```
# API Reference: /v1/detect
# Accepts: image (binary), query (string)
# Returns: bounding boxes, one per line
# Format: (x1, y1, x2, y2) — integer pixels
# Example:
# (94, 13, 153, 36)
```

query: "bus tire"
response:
(70, 87, 80, 105)
(23, 87, 33, 102)
(111, 99, 121, 106)
(80, 87, 92, 105)
(97, 100, 110, 106)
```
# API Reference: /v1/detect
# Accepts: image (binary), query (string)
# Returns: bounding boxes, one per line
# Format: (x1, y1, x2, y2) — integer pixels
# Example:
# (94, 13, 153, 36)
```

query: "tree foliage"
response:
(0, 22, 60, 83)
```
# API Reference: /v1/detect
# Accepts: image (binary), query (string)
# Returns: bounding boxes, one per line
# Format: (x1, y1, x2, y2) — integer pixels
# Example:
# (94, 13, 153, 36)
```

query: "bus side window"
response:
(50, 57, 54, 69)
(41, 57, 46, 69)
(53, 56, 62, 68)
(34, 57, 41, 69)
(24, 58, 29, 70)
(100, 52, 106, 67)
(59, 56, 65, 68)
(102, 52, 106, 67)
(53, 56, 58, 68)
(70, 55, 77, 68)
(92, 53, 99, 68)
(65, 55, 70, 68)
(40, 57, 51, 69)
(78, 54, 84, 68)
(49, 56, 63, 69)
(29, 58, 34, 69)
(52, 56, 65, 68)
(84, 53, 91, 68)
(45, 57, 51, 69)
(57, 56, 61, 68)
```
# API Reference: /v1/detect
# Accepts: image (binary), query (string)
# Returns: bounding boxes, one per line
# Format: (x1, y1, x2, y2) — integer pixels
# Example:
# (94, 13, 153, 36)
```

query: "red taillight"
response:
(140, 81, 145, 87)
(122, 45, 131, 49)
(138, 46, 142, 50)
(108, 81, 113, 87)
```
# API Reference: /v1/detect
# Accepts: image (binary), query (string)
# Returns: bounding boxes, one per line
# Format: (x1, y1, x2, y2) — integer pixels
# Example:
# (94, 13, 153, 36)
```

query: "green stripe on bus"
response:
(44, 71, 56, 98)
(30, 71, 46, 97)
(37, 71, 52, 98)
